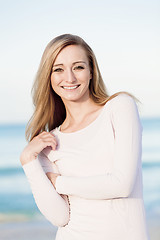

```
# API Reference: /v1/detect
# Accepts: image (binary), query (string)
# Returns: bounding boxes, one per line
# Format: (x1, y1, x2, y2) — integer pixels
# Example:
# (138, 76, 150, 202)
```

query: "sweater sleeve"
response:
(55, 94, 143, 200)
(22, 152, 70, 227)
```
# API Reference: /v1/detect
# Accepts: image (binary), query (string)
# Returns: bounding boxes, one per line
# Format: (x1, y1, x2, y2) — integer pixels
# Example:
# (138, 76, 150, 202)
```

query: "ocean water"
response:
(0, 119, 160, 220)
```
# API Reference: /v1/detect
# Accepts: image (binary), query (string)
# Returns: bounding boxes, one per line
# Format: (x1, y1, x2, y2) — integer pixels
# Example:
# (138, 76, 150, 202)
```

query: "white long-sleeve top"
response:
(23, 94, 150, 240)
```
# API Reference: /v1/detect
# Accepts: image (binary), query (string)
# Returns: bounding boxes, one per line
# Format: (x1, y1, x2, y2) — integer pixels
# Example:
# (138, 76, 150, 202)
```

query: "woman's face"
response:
(51, 45, 92, 104)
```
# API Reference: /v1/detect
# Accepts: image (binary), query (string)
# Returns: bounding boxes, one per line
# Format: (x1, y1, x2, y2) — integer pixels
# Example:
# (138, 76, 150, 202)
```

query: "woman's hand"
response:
(46, 172, 61, 189)
(20, 131, 57, 166)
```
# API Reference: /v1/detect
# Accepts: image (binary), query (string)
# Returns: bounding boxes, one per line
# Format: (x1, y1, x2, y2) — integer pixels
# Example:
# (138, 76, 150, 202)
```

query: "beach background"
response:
(0, 0, 160, 239)
(0, 120, 160, 240)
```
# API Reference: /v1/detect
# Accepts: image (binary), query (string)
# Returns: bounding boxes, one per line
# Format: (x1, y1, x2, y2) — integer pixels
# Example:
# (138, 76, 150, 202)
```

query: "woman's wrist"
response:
(20, 150, 36, 166)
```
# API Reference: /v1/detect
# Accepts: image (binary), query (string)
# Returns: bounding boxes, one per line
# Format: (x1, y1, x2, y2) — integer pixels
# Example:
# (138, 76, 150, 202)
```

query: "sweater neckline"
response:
(56, 101, 109, 136)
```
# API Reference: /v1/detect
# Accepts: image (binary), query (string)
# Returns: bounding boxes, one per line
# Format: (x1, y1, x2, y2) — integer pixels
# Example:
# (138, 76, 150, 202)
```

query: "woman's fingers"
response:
(38, 131, 55, 138)
(39, 135, 57, 144)
(37, 132, 58, 150)
(43, 140, 57, 150)
(37, 132, 57, 143)
(20, 131, 58, 166)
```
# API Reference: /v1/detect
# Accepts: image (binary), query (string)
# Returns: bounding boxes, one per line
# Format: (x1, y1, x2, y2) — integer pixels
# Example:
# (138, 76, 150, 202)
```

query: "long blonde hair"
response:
(26, 34, 137, 141)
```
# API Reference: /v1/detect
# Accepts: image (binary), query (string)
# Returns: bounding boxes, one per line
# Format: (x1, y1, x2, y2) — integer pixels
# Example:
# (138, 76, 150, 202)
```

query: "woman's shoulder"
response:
(107, 93, 141, 126)
(104, 93, 140, 121)
(107, 93, 137, 110)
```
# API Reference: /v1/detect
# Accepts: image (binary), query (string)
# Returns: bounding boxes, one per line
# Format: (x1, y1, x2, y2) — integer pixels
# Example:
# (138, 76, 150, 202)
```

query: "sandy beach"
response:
(0, 214, 159, 240)
(147, 216, 160, 240)
(0, 218, 57, 240)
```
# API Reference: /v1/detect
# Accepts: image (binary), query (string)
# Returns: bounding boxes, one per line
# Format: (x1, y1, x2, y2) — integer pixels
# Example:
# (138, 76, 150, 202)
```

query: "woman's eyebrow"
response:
(53, 61, 87, 67)
(72, 61, 87, 65)
(53, 63, 63, 67)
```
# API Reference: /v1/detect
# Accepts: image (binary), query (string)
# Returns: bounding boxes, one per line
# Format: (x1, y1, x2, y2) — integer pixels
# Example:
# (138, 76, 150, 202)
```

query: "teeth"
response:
(63, 85, 79, 90)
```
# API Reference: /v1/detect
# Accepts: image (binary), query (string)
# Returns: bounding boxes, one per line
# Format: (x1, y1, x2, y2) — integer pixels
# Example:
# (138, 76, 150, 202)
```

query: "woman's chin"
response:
(60, 89, 90, 103)
(62, 96, 83, 103)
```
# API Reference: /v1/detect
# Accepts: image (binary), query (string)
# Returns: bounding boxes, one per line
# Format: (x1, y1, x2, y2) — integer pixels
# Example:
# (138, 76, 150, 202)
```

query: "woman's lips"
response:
(61, 85, 80, 90)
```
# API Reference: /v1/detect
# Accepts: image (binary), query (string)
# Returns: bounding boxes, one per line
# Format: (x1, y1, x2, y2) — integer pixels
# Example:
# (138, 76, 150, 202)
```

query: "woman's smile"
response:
(61, 84, 81, 90)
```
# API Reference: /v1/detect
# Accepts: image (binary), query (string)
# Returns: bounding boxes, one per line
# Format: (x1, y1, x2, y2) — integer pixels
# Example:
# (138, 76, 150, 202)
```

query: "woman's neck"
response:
(61, 98, 102, 131)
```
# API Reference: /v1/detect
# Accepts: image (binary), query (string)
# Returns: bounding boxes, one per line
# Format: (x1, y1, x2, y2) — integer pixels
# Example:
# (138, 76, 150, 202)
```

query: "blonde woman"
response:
(20, 34, 150, 240)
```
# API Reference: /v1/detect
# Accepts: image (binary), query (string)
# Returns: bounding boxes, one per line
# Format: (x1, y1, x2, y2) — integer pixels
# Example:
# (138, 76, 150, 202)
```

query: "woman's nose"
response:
(65, 69, 77, 83)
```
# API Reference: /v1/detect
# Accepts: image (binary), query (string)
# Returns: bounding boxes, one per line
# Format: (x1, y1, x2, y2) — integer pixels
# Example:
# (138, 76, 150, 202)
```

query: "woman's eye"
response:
(53, 68, 63, 72)
(74, 66, 84, 70)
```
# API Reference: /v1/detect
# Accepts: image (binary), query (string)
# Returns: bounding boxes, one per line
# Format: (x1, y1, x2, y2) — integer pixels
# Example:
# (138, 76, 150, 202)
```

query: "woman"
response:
(20, 34, 150, 240)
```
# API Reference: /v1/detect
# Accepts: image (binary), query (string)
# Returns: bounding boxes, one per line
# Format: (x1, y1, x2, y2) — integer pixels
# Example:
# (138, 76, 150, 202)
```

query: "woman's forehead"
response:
(54, 45, 89, 65)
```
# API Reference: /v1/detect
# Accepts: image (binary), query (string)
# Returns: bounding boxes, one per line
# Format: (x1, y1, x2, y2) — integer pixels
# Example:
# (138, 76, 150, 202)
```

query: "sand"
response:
(147, 217, 160, 240)
(0, 220, 57, 240)
(0, 215, 159, 240)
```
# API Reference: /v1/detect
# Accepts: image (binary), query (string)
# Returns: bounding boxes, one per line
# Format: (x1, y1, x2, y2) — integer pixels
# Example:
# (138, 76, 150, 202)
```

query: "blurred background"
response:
(0, 0, 159, 239)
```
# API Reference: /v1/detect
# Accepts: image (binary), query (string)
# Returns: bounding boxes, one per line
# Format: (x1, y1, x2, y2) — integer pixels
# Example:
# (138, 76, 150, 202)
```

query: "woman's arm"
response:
(22, 153, 70, 227)
(21, 132, 70, 227)
(54, 95, 142, 200)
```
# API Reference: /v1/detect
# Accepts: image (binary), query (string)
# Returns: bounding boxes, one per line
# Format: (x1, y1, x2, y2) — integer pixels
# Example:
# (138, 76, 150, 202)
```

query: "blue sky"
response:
(0, 0, 159, 123)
